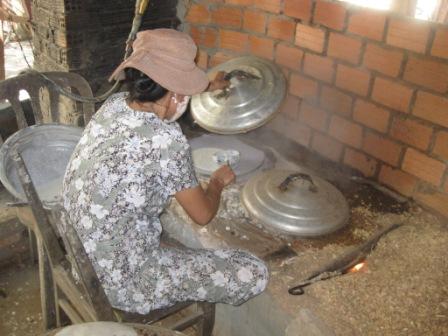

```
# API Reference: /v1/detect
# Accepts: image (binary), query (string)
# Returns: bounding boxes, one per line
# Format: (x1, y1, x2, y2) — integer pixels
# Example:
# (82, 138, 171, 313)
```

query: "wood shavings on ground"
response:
(270, 208, 448, 336)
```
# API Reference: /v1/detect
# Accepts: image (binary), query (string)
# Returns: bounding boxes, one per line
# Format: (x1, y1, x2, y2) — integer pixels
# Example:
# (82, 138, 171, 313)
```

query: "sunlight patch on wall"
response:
(341, 0, 392, 10)
(415, 0, 438, 20)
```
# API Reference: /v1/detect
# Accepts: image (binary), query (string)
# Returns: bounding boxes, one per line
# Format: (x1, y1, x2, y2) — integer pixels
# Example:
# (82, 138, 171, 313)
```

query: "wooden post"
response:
(0, 0, 5, 80)
(37, 237, 58, 330)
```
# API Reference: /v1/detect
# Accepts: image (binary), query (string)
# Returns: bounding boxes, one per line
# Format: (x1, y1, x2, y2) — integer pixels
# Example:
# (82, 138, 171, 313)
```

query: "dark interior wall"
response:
(31, 0, 180, 92)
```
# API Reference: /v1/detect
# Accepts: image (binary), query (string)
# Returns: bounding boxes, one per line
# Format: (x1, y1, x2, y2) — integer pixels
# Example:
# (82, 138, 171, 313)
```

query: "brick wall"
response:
(185, 0, 448, 217)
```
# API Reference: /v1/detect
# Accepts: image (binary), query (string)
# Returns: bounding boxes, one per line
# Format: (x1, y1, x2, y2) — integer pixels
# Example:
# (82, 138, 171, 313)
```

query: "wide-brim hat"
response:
(109, 29, 209, 96)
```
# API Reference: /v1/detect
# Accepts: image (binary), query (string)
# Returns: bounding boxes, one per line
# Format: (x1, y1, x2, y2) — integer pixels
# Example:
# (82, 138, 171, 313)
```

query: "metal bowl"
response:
(0, 124, 82, 206)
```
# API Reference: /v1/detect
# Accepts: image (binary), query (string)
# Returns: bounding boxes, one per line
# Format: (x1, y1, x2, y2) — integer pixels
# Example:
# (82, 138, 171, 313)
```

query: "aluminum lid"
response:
(0, 124, 82, 206)
(191, 56, 286, 134)
(242, 169, 349, 237)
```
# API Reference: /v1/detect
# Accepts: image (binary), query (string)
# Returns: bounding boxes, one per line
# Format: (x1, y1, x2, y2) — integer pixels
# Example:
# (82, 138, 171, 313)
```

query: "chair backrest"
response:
(0, 71, 95, 143)
(13, 151, 116, 323)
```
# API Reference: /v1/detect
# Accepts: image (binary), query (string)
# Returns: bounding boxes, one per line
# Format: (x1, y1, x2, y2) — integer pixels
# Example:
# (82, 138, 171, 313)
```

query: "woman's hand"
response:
(175, 165, 235, 226)
(210, 165, 236, 189)
(207, 71, 230, 91)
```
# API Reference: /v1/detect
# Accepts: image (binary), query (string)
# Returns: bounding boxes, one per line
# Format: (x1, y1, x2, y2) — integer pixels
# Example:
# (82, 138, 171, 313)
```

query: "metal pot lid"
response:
(191, 56, 286, 134)
(242, 169, 349, 237)
(0, 124, 82, 206)
(190, 134, 265, 179)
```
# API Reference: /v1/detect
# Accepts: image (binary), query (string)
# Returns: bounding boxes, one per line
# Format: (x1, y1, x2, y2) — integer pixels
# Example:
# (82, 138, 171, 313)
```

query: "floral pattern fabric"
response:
(62, 93, 268, 314)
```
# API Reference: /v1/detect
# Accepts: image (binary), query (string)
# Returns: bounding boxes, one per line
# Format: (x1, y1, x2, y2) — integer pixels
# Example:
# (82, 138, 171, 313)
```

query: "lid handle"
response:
(224, 70, 262, 81)
(216, 70, 262, 99)
(278, 173, 318, 193)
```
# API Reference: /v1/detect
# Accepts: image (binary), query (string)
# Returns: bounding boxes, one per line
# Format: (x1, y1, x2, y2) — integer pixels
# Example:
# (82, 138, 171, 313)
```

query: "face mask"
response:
(165, 94, 191, 123)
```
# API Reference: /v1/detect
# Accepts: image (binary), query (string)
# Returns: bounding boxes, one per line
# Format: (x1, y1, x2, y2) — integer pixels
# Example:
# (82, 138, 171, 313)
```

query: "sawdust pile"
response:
(305, 210, 448, 335)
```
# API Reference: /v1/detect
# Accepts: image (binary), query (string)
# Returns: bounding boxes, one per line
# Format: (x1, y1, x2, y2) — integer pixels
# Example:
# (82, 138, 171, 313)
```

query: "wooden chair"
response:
(0, 71, 95, 138)
(13, 153, 215, 335)
(0, 70, 95, 259)
(0, 71, 95, 328)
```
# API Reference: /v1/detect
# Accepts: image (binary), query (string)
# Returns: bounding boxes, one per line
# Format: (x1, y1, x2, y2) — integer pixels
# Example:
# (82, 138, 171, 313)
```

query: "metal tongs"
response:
(288, 223, 403, 295)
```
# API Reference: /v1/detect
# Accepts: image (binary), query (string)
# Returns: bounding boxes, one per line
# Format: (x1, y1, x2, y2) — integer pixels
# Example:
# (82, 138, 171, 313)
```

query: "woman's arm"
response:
(175, 165, 235, 226)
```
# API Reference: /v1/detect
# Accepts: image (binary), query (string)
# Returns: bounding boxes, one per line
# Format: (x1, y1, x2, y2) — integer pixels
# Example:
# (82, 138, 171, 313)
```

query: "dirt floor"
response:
(0, 262, 43, 336)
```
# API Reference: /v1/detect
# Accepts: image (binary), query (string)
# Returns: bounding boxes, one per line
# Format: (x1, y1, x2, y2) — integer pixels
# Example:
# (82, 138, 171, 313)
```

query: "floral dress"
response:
(62, 93, 268, 314)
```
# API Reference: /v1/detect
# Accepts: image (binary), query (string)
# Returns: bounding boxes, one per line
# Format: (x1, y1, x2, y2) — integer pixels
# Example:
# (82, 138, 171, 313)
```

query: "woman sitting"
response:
(62, 29, 268, 314)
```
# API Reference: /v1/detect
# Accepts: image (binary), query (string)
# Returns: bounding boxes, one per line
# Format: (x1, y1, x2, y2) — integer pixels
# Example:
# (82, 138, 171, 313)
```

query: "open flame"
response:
(349, 262, 366, 273)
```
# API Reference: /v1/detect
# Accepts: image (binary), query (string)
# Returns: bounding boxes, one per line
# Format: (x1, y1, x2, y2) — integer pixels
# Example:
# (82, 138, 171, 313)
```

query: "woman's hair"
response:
(125, 68, 168, 102)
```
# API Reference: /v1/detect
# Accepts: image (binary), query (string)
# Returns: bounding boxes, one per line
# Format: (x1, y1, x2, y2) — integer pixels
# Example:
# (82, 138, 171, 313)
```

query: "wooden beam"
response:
(0, 0, 4, 80)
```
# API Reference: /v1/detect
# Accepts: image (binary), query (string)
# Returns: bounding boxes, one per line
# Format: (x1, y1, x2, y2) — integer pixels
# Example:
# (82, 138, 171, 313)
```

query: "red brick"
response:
(312, 132, 344, 162)
(209, 51, 234, 67)
(190, 26, 201, 45)
(386, 18, 430, 53)
(284, 0, 312, 21)
(186, 4, 210, 25)
(414, 189, 448, 218)
(348, 10, 386, 41)
(335, 65, 371, 96)
(289, 73, 319, 102)
(320, 86, 353, 117)
(249, 35, 274, 60)
(371, 77, 413, 113)
(363, 132, 402, 166)
(243, 10, 267, 34)
(299, 102, 328, 131)
(363, 44, 403, 77)
(314, 0, 347, 31)
(433, 131, 448, 161)
(211, 6, 242, 28)
(353, 100, 390, 133)
(328, 33, 362, 65)
(275, 43, 303, 70)
(378, 165, 417, 197)
(431, 28, 448, 60)
(402, 148, 446, 186)
(195, 49, 209, 70)
(303, 53, 334, 83)
(256, 0, 282, 14)
(268, 17, 296, 42)
(280, 94, 301, 120)
(404, 57, 448, 93)
(344, 148, 377, 177)
(220, 30, 248, 52)
(390, 118, 433, 151)
(226, 0, 253, 4)
(281, 67, 290, 81)
(295, 24, 325, 53)
(202, 28, 218, 48)
(328, 116, 363, 148)
(413, 91, 448, 128)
